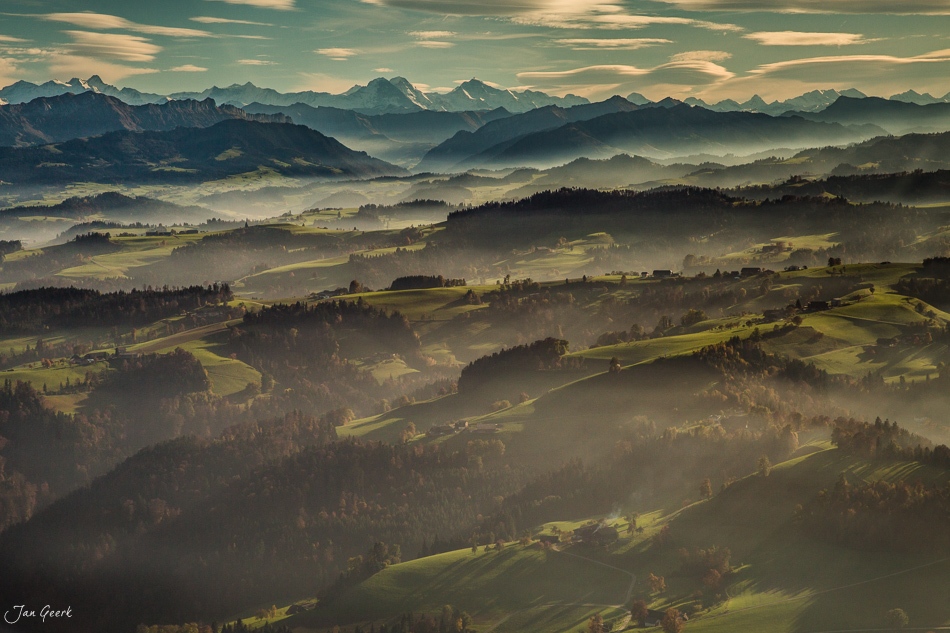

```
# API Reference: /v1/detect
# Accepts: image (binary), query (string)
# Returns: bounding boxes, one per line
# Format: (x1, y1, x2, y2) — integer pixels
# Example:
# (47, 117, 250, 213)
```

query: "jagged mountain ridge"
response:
(0, 76, 588, 115)
(0, 92, 289, 147)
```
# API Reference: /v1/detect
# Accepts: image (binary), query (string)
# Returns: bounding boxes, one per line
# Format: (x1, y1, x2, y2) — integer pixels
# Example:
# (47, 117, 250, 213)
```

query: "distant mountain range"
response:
(0, 119, 406, 185)
(681, 88, 950, 115)
(416, 96, 642, 172)
(0, 76, 588, 115)
(786, 96, 950, 135)
(240, 102, 512, 167)
(420, 103, 885, 171)
(0, 92, 288, 147)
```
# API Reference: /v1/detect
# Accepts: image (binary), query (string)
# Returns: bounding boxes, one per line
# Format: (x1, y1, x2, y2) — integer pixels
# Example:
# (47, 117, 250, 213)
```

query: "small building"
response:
(652, 269, 673, 278)
(785, 265, 802, 272)
(537, 534, 560, 546)
(807, 300, 830, 312)
(574, 521, 620, 545)
(740, 267, 762, 277)
(453, 420, 469, 430)
(831, 298, 843, 308)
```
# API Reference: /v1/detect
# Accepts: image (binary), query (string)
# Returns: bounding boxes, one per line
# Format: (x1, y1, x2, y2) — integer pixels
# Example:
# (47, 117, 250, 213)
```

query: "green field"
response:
(301, 546, 632, 632)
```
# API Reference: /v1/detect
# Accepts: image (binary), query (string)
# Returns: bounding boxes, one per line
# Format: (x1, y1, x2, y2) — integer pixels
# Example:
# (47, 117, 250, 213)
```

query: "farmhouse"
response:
(807, 300, 830, 312)
(537, 534, 560, 546)
(652, 269, 673, 278)
(574, 521, 620, 545)
(740, 267, 762, 277)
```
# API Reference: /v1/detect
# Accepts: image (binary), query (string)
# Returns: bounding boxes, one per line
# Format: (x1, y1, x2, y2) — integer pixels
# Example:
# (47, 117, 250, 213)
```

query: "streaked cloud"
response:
(555, 38, 672, 50)
(49, 53, 159, 82)
(518, 60, 734, 97)
(43, 12, 212, 38)
(317, 48, 359, 60)
(744, 31, 874, 46)
(205, 0, 297, 9)
(409, 30, 456, 39)
(0, 35, 28, 43)
(190, 16, 274, 26)
(671, 50, 732, 62)
(416, 41, 454, 48)
(64, 31, 162, 62)
(237, 58, 276, 65)
(169, 64, 209, 72)
(373, 67, 395, 72)
(360, 0, 741, 31)
(649, 0, 950, 13)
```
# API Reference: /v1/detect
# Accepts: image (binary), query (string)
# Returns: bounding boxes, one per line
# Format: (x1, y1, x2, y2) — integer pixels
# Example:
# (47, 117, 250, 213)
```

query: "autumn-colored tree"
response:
(587, 613, 605, 633)
(630, 600, 649, 626)
(661, 608, 684, 633)
(648, 572, 666, 593)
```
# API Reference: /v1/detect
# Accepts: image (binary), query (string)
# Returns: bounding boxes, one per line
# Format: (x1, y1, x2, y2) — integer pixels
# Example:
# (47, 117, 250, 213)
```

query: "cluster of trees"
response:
(831, 418, 950, 468)
(0, 427, 529, 632)
(388, 276, 466, 291)
(0, 284, 232, 334)
(457, 337, 575, 395)
(0, 239, 22, 258)
(795, 476, 950, 554)
(229, 299, 422, 416)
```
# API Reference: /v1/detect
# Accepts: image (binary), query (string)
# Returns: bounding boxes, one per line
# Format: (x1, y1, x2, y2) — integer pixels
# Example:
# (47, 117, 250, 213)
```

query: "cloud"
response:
(64, 31, 162, 62)
(409, 30, 456, 39)
(317, 48, 359, 60)
(374, 67, 394, 72)
(48, 53, 159, 82)
(44, 12, 212, 38)
(237, 58, 276, 65)
(648, 0, 950, 13)
(205, 0, 297, 9)
(359, 0, 740, 31)
(416, 41, 454, 48)
(671, 50, 732, 62)
(170, 64, 208, 72)
(748, 50, 950, 81)
(518, 60, 734, 97)
(0, 35, 28, 43)
(190, 16, 274, 26)
(555, 38, 672, 50)
(0, 55, 19, 85)
(690, 48, 950, 102)
(743, 31, 873, 46)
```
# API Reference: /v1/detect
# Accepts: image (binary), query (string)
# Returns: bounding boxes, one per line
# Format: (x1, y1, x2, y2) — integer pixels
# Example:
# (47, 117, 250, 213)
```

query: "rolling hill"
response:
(788, 95, 950, 135)
(443, 105, 886, 170)
(0, 119, 407, 185)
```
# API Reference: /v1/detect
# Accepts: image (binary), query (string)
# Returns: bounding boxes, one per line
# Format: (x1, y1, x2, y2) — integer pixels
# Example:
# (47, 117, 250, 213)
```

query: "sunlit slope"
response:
(646, 448, 950, 633)
(299, 546, 631, 632)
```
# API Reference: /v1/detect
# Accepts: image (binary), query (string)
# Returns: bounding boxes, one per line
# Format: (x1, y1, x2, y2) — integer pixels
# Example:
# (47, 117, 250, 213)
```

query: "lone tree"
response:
(700, 477, 713, 499)
(884, 608, 909, 630)
(587, 613, 605, 633)
(661, 608, 684, 633)
(758, 455, 772, 477)
(630, 600, 649, 627)
(648, 572, 666, 593)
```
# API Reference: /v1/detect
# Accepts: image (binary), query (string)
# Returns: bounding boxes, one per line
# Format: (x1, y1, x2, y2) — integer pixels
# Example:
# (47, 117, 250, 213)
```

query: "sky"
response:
(1, 0, 950, 102)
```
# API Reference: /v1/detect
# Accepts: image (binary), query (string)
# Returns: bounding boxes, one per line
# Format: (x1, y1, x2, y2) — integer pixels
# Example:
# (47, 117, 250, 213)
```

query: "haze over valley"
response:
(2, 3, 950, 633)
